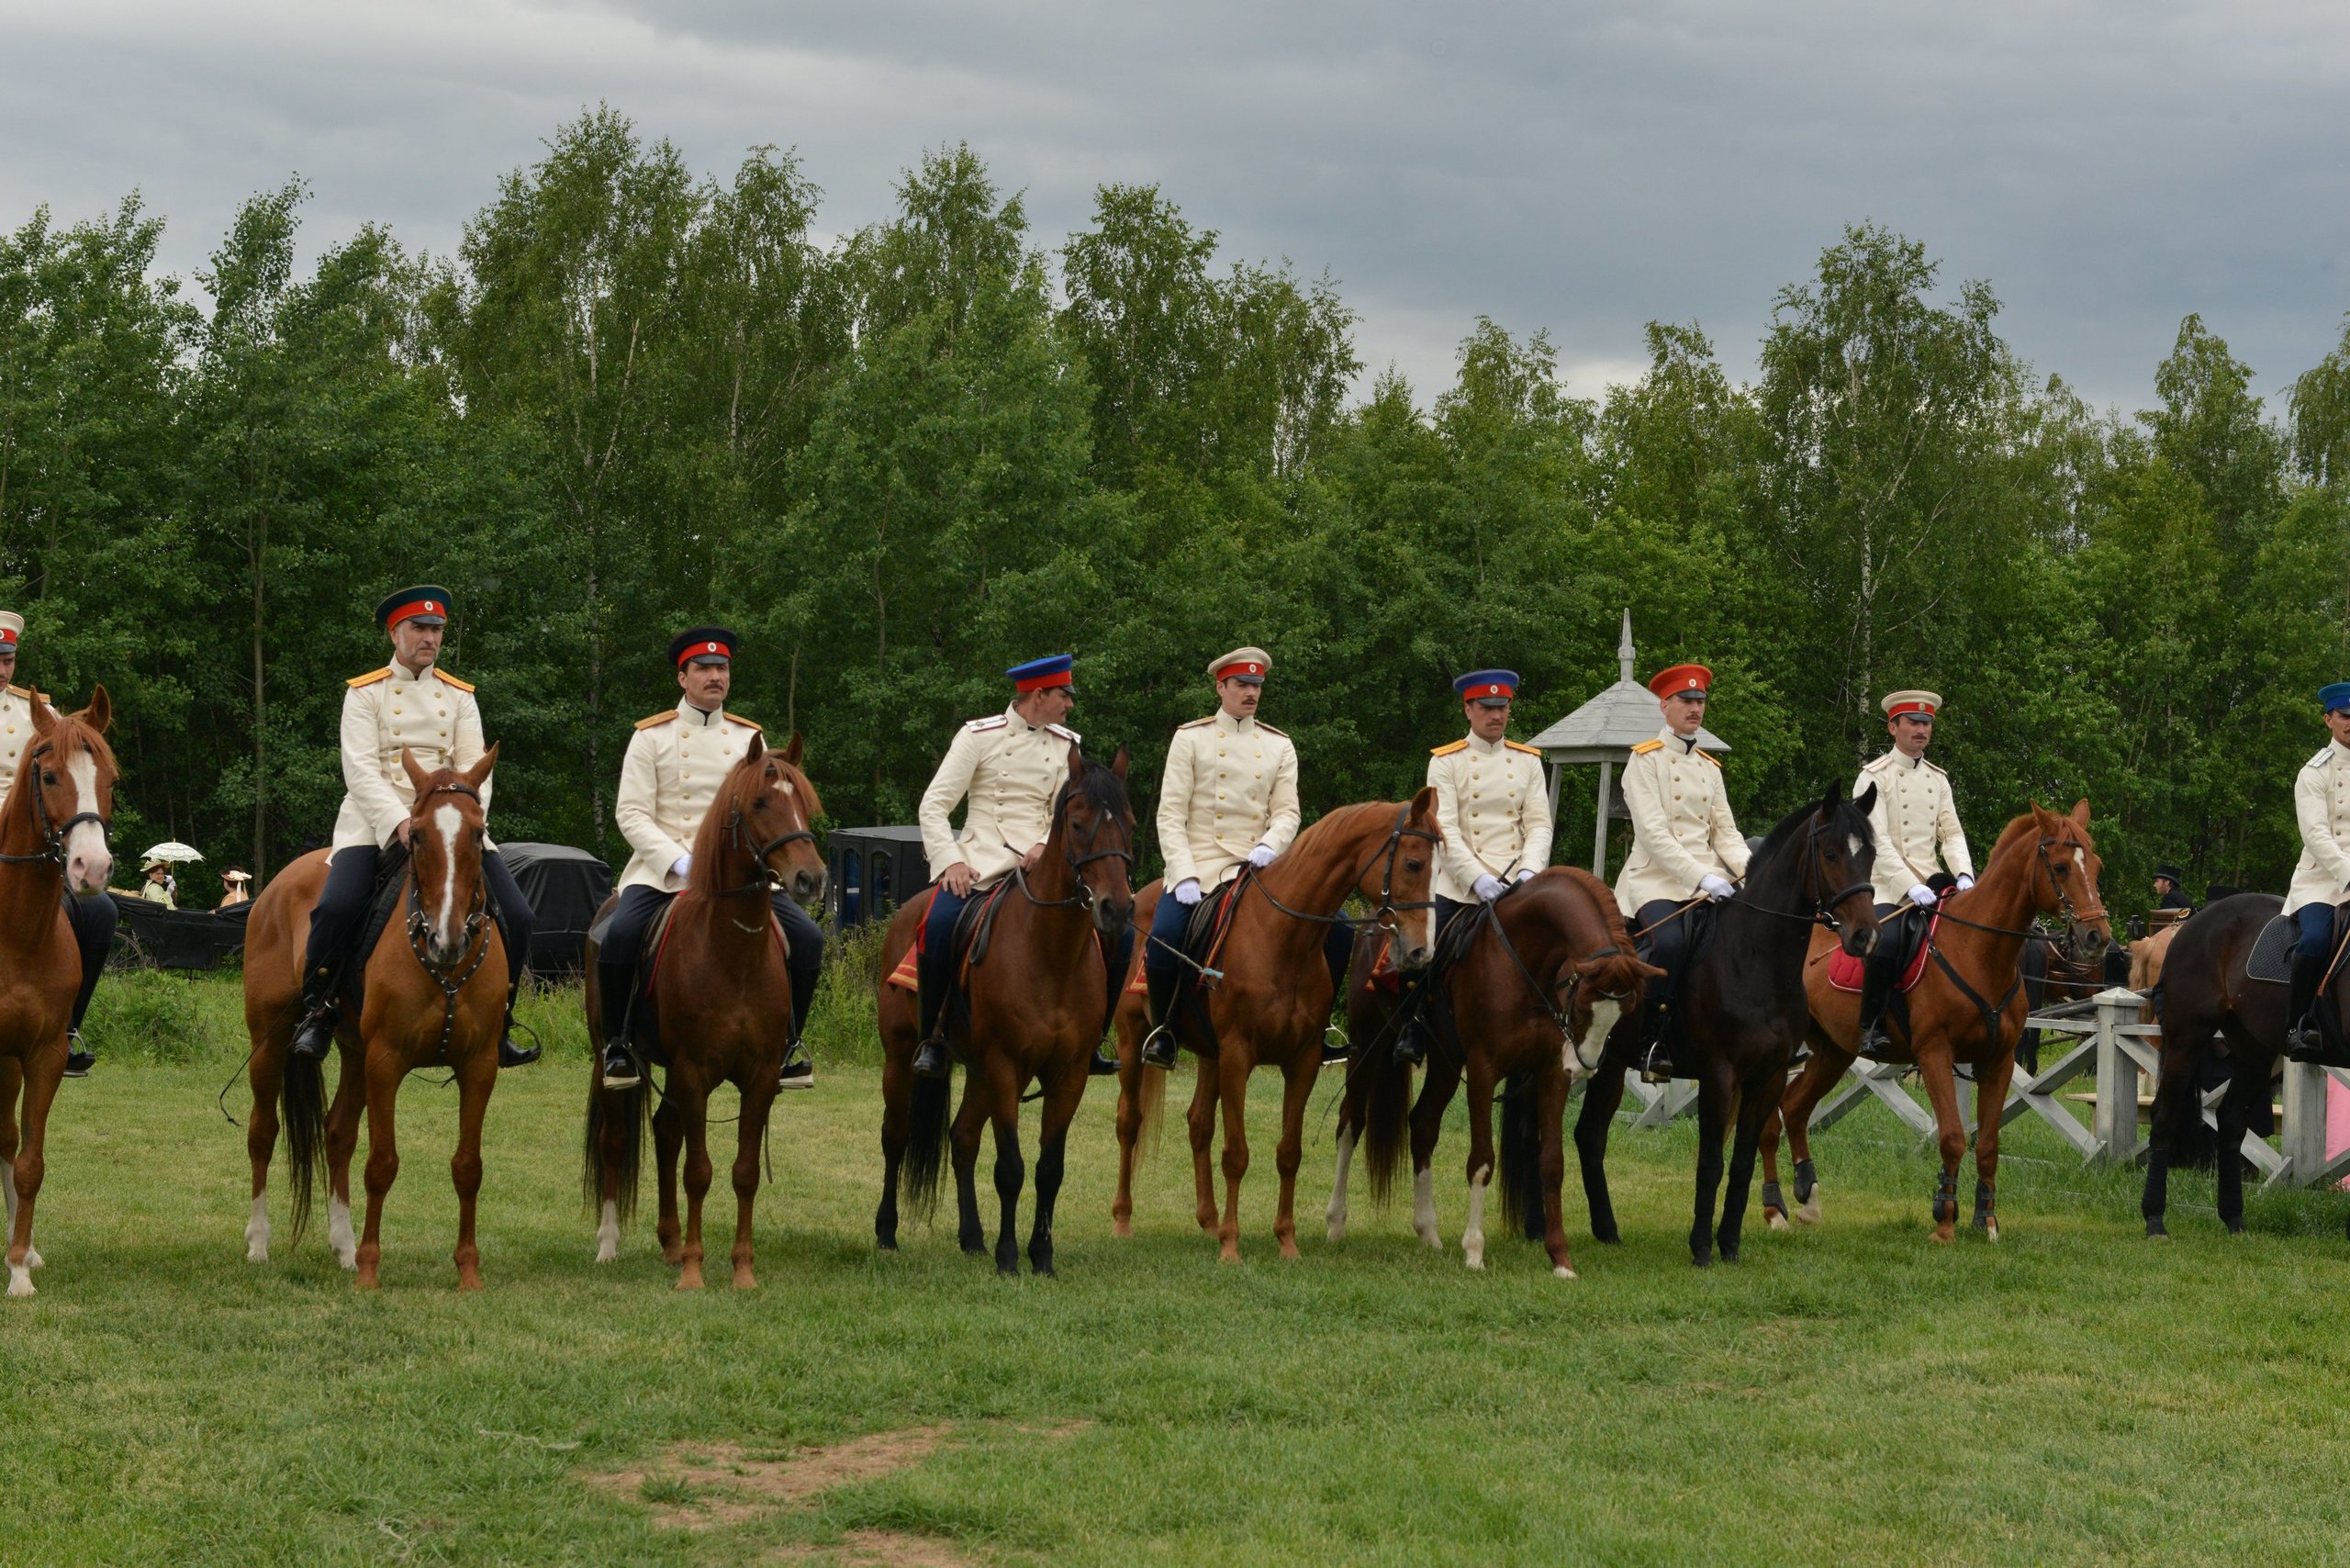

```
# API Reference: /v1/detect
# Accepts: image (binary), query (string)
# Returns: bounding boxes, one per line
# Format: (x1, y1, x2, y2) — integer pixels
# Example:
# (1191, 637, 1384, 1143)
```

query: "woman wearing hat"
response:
(140, 860, 177, 908)
(218, 867, 253, 909)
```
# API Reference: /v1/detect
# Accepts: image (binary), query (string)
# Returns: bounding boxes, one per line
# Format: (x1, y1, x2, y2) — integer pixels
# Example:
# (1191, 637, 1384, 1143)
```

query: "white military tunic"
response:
(0, 684, 56, 808)
(1853, 749, 1974, 906)
(614, 700, 766, 894)
(1613, 728, 1750, 916)
(2287, 739, 2350, 914)
(1157, 711, 1301, 890)
(331, 661, 491, 852)
(918, 705, 1081, 890)
(1427, 733, 1553, 903)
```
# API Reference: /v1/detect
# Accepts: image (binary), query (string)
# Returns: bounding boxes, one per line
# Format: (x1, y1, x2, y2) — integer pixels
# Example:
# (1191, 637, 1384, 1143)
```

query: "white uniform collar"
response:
(677, 698, 725, 729)
(1466, 731, 1507, 756)
(1660, 724, 1699, 755)
(1005, 701, 1043, 734)
(2333, 739, 2350, 763)
(389, 659, 431, 684)
(1215, 710, 1256, 735)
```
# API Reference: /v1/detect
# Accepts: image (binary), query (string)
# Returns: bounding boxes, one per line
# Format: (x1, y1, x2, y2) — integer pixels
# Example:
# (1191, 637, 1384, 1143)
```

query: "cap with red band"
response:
(669, 626, 739, 667)
(1881, 689, 1941, 720)
(1647, 663, 1712, 699)
(376, 585, 452, 630)
(1454, 668, 1517, 706)
(1208, 645, 1272, 684)
(0, 610, 20, 652)
(1006, 655, 1075, 692)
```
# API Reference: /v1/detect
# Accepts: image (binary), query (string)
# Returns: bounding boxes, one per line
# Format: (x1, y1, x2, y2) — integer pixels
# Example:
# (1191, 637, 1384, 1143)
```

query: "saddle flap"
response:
(2249, 913, 2300, 986)
(1826, 911, 1937, 994)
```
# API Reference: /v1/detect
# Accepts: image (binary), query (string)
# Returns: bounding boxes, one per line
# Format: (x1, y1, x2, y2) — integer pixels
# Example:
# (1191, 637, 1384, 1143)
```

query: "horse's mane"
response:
(1051, 753, 1132, 833)
(1745, 791, 1873, 892)
(1288, 800, 1407, 854)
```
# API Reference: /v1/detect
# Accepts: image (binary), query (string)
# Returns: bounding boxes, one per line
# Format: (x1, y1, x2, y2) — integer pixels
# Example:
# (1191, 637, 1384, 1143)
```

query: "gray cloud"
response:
(5, 0, 2346, 411)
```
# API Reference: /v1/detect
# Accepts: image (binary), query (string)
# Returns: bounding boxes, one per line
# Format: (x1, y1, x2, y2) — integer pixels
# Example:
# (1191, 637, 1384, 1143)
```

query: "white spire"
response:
(1617, 608, 1635, 686)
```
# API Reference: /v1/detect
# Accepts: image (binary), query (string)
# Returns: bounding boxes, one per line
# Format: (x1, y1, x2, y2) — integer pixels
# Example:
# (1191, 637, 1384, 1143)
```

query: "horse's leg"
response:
(2213, 1057, 2270, 1237)
(1111, 1051, 1141, 1239)
(1915, 1045, 1968, 1245)
(1410, 1053, 1464, 1250)
(595, 1086, 629, 1263)
(1572, 1043, 1628, 1244)
(1214, 1044, 1253, 1262)
(243, 1048, 280, 1263)
(652, 1096, 685, 1266)
(1687, 1058, 1731, 1267)
(353, 1053, 405, 1290)
(1326, 1060, 1366, 1244)
(1459, 1055, 1499, 1271)
(950, 1075, 989, 1256)
(449, 1055, 494, 1292)
(1029, 1065, 1086, 1279)
(2143, 1021, 2216, 1238)
(1783, 1039, 1852, 1226)
(676, 1088, 713, 1290)
(1717, 1064, 1780, 1264)
(1971, 1049, 2019, 1242)
(0, 1061, 18, 1268)
(323, 1045, 364, 1270)
(1537, 1066, 1576, 1279)
(987, 1060, 1026, 1278)
(732, 1076, 776, 1289)
(6, 1055, 60, 1297)
(1186, 1058, 1219, 1235)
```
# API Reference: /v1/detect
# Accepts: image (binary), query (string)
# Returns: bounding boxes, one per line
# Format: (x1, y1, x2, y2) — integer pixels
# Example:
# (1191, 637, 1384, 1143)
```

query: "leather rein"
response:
(1015, 778, 1136, 913)
(0, 738, 110, 870)
(401, 779, 498, 1059)
(1243, 804, 1442, 940)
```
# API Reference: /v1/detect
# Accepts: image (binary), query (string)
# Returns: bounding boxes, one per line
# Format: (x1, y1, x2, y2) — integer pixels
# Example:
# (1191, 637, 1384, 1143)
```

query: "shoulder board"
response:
(723, 712, 762, 731)
(1044, 722, 1081, 745)
(1698, 750, 1723, 767)
(1430, 739, 1470, 757)
(1629, 738, 1664, 755)
(1923, 758, 1947, 776)
(1255, 721, 1288, 738)
(2311, 747, 2334, 769)
(346, 668, 391, 689)
(1505, 740, 1542, 756)
(1862, 752, 1894, 773)
(4, 685, 27, 699)
(635, 710, 678, 730)
(431, 668, 475, 693)
(1177, 716, 1215, 731)
(965, 714, 1010, 733)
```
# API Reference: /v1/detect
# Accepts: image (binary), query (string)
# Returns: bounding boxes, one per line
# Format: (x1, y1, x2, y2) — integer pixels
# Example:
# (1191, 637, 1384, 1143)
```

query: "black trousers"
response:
(1632, 898, 1695, 1007)
(304, 844, 534, 993)
(599, 882, 823, 1044)
(63, 890, 117, 1030)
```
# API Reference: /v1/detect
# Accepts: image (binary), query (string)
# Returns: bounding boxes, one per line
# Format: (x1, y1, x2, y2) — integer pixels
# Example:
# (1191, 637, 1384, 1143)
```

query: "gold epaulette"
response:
(1177, 716, 1215, 730)
(431, 669, 476, 693)
(1505, 740, 1541, 756)
(635, 710, 678, 730)
(723, 712, 762, 730)
(1629, 738, 1664, 755)
(346, 668, 391, 689)
(1698, 750, 1722, 767)
(1430, 739, 1469, 757)
(4, 684, 28, 699)
(1256, 721, 1288, 737)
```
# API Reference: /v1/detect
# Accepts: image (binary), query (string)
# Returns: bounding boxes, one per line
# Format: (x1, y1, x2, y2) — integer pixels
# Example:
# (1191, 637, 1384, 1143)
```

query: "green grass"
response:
(9, 970, 2350, 1563)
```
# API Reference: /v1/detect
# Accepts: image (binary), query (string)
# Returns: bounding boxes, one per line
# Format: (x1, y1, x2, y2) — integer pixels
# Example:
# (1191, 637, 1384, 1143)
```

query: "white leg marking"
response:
(595, 1199, 621, 1263)
(1326, 1127, 1356, 1242)
(1796, 1184, 1822, 1226)
(1553, 1263, 1578, 1280)
(1577, 1000, 1621, 1075)
(6, 1261, 30, 1298)
(328, 1195, 356, 1270)
(1413, 1167, 1442, 1250)
(432, 803, 464, 951)
(245, 1193, 271, 1263)
(1462, 1164, 1490, 1271)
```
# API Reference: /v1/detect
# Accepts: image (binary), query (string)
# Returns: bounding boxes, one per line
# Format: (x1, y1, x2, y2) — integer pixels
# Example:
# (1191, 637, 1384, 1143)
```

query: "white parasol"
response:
(140, 841, 205, 864)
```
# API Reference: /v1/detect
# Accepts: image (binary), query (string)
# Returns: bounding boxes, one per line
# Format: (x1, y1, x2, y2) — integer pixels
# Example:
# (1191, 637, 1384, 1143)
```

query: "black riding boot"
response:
(2286, 951, 2329, 1062)
(1638, 999, 1675, 1083)
(289, 962, 341, 1062)
(1393, 1008, 1429, 1068)
(780, 966, 816, 1090)
(1140, 967, 1181, 1070)
(597, 958, 641, 1089)
(1856, 947, 1897, 1056)
(913, 962, 953, 1080)
(498, 969, 541, 1069)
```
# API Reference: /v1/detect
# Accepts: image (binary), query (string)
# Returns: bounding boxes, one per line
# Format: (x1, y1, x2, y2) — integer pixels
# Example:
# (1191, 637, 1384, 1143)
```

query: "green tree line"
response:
(6, 107, 2349, 915)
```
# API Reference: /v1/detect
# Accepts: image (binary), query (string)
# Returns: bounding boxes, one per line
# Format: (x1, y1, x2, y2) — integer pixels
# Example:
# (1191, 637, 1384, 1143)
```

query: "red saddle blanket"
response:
(1826, 913, 1938, 995)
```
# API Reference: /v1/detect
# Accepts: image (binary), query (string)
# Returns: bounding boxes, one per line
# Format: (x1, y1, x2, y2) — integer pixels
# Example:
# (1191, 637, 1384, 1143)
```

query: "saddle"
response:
(2248, 913, 2301, 986)
(335, 843, 520, 1058)
(1826, 909, 1938, 995)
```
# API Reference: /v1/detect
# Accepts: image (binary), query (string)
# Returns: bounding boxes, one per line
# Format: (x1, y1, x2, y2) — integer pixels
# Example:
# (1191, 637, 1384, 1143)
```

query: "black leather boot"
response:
(1856, 947, 1896, 1056)
(289, 963, 341, 1062)
(913, 969, 953, 1080)
(2286, 951, 2328, 1062)
(1139, 967, 1181, 1070)
(497, 977, 542, 1069)
(1638, 999, 1674, 1083)
(598, 958, 641, 1090)
(62, 1029, 95, 1079)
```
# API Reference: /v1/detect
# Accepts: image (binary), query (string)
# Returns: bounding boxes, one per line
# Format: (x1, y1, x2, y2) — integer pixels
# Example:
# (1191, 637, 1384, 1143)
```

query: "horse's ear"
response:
(744, 730, 766, 763)
(464, 742, 499, 790)
(1066, 740, 1086, 783)
(1853, 781, 1877, 817)
(401, 745, 430, 793)
(80, 685, 111, 734)
(1111, 743, 1130, 781)
(2069, 798, 2091, 828)
(781, 730, 802, 767)
(1410, 784, 1439, 821)
(28, 693, 54, 736)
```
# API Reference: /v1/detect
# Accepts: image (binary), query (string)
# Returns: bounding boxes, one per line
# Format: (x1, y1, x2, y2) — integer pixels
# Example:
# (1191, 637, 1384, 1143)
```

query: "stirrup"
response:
(599, 1039, 642, 1090)
(289, 1006, 339, 1062)
(1319, 1029, 1351, 1065)
(912, 1036, 953, 1080)
(1140, 1022, 1180, 1070)
(1639, 1041, 1675, 1084)
(1087, 1043, 1119, 1078)
(779, 1039, 814, 1090)
(498, 1026, 542, 1069)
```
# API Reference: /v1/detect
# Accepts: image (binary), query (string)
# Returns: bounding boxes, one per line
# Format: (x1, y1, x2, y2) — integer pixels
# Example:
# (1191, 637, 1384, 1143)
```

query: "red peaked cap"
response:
(1647, 663, 1713, 699)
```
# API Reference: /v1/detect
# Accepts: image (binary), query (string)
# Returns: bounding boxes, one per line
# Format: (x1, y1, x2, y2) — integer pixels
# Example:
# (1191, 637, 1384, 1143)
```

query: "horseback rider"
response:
(1139, 646, 1350, 1070)
(598, 627, 825, 1092)
(2284, 681, 2350, 1060)
(912, 655, 1119, 1081)
(1615, 663, 1748, 1082)
(1393, 668, 1552, 1066)
(288, 587, 538, 1067)
(1852, 689, 1975, 1052)
(0, 610, 117, 1079)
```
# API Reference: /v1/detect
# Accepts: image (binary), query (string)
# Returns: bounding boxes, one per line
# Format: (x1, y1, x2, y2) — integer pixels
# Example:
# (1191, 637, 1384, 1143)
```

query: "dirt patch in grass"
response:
(768, 1529, 971, 1565)
(588, 1425, 952, 1529)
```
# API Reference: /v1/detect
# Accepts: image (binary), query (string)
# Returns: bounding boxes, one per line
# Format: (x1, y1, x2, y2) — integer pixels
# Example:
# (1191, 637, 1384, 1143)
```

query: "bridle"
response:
(1930, 831, 2110, 947)
(0, 738, 111, 870)
(402, 779, 496, 1058)
(711, 806, 818, 900)
(1245, 804, 1441, 940)
(1644, 808, 1874, 938)
(1016, 779, 1136, 913)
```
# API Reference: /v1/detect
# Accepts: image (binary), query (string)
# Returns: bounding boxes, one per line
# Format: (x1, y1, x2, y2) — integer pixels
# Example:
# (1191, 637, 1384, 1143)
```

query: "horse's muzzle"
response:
(1842, 923, 1879, 959)
(790, 867, 826, 903)
(1094, 896, 1135, 938)
(66, 849, 112, 898)
(1392, 931, 1434, 973)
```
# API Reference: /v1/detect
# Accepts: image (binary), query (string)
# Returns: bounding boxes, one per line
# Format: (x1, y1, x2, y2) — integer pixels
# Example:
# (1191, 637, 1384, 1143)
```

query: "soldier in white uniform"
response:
(1139, 646, 1348, 1069)
(1393, 667, 1553, 1066)
(598, 627, 825, 1091)
(1615, 662, 1750, 1081)
(1852, 689, 1975, 1051)
(2285, 681, 2350, 1058)
(290, 587, 537, 1066)
(0, 610, 117, 1078)
(912, 654, 1117, 1079)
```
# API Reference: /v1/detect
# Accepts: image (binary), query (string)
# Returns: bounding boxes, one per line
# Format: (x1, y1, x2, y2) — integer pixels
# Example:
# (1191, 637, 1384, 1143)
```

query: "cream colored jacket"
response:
(0, 685, 57, 808)
(2288, 739, 2350, 914)
(331, 661, 490, 853)
(1427, 733, 1552, 902)
(614, 700, 766, 894)
(1157, 711, 1300, 890)
(1613, 727, 1749, 915)
(1854, 749, 1974, 905)
(918, 705, 1081, 890)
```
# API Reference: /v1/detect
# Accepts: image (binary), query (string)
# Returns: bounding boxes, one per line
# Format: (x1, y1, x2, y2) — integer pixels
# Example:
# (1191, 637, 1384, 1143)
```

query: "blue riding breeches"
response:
(2298, 901, 2334, 960)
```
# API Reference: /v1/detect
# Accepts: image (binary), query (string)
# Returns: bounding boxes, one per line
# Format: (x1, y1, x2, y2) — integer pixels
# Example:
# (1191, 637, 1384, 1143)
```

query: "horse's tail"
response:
(282, 1049, 324, 1244)
(1499, 1070, 1547, 1241)
(902, 1068, 954, 1219)
(1358, 1032, 1416, 1206)
(582, 1077, 648, 1225)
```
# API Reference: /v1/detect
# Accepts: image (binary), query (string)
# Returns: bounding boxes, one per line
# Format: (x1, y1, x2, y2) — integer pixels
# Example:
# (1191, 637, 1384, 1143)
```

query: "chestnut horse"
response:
(582, 732, 828, 1289)
(242, 747, 508, 1289)
(1762, 801, 2111, 1244)
(0, 691, 118, 1299)
(1577, 788, 1884, 1266)
(876, 745, 1134, 1276)
(1110, 792, 1441, 1261)
(1326, 867, 1655, 1278)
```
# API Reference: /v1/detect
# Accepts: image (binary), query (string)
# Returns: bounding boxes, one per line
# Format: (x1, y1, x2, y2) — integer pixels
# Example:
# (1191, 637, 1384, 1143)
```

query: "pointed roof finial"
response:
(1617, 608, 1635, 685)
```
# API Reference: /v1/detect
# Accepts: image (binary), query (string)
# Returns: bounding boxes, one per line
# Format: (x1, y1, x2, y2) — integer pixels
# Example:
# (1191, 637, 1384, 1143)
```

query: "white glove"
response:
(1955, 874, 1975, 892)
(1247, 844, 1277, 869)
(1514, 868, 1537, 884)
(1907, 882, 1938, 908)
(1472, 874, 1506, 902)
(1173, 878, 1203, 906)
(1699, 874, 1734, 902)
(670, 854, 693, 880)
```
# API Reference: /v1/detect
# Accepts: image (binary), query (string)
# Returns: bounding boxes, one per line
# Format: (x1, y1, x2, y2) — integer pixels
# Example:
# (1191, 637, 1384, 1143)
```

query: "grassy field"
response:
(7, 966, 2350, 1564)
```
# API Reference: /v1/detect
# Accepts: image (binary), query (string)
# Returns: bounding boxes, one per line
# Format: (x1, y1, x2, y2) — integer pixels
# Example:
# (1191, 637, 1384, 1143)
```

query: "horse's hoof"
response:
(1031, 1260, 1056, 1279)
(1795, 1202, 1821, 1226)
(335, 1247, 357, 1272)
(1112, 1215, 1133, 1239)
(1552, 1265, 1578, 1281)
(2144, 1219, 2168, 1239)
(2226, 1219, 2249, 1237)
(1765, 1210, 1789, 1232)
(1718, 1246, 1740, 1265)
(1982, 1218, 2001, 1243)
(457, 1274, 484, 1294)
(1690, 1253, 1712, 1269)
(6, 1272, 34, 1299)
(246, 1240, 269, 1263)
(733, 1268, 756, 1290)
(875, 1236, 898, 1252)
(1591, 1222, 1621, 1246)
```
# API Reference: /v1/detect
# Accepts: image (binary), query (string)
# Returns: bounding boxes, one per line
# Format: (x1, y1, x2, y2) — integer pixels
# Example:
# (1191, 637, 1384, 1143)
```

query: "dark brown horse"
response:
(243, 747, 508, 1289)
(1763, 801, 2111, 1244)
(583, 732, 828, 1290)
(0, 691, 117, 1299)
(1577, 788, 1884, 1266)
(1110, 792, 1442, 1261)
(1327, 867, 1655, 1278)
(875, 745, 1134, 1275)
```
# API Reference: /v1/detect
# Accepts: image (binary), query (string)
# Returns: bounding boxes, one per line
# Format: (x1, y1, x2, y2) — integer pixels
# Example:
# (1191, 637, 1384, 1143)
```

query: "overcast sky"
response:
(6, 1, 2346, 413)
